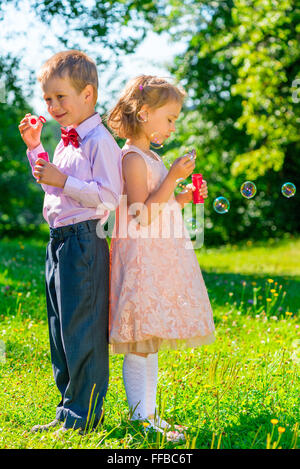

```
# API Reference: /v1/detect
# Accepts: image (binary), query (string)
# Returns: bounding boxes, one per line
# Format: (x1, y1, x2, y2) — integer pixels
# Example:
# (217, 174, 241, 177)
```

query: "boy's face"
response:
(42, 75, 95, 127)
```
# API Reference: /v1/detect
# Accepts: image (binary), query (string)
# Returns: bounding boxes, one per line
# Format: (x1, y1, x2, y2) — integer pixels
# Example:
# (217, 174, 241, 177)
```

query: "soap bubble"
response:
(163, 157, 173, 169)
(150, 132, 164, 149)
(189, 149, 196, 160)
(240, 181, 257, 199)
(184, 149, 196, 161)
(281, 182, 296, 198)
(213, 196, 230, 214)
(174, 179, 188, 195)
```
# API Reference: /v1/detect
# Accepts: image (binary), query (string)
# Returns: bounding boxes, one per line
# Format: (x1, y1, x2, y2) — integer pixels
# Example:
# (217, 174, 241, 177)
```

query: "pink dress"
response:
(109, 144, 215, 354)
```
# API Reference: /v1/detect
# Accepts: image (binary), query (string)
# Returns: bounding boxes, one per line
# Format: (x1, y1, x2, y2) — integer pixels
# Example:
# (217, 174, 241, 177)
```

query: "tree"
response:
(1, 0, 299, 242)
(0, 54, 48, 236)
(152, 0, 300, 243)
(230, 0, 300, 178)
(0, 0, 159, 236)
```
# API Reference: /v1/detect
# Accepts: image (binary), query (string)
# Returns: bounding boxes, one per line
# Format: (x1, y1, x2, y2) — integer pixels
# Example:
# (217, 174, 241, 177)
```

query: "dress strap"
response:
(121, 146, 142, 161)
(122, 144, 161, 163)
(120, 145, 152, 188)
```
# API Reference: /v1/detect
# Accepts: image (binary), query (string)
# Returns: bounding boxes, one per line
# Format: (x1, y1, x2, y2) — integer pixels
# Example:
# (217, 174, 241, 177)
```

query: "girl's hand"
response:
(176, 180, 208, 206)
(33, 159, 67, 188)
(169, 154, 196, 184)
(199, 179, 208, 199)
(176, 183, 194, 205)
(18, 113, 43, 150)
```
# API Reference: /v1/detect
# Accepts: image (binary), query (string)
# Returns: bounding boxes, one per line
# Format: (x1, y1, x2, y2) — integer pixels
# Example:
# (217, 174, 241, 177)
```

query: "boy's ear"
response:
(83, 84, 94, 103)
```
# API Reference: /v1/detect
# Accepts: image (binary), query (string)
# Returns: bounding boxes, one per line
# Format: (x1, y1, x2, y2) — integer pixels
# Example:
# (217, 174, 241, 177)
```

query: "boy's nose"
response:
(49, 100, 60, 113)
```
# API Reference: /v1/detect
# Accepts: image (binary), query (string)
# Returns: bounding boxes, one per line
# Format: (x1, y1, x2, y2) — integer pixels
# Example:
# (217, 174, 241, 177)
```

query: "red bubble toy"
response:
(29, 115, 46, 129)
(192, 173, 204, 204)
(37, 152, 49, 162)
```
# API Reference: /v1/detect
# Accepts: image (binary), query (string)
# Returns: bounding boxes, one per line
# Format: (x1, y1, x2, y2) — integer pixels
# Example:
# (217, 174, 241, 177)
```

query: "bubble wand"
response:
(28, 115, 46, 129)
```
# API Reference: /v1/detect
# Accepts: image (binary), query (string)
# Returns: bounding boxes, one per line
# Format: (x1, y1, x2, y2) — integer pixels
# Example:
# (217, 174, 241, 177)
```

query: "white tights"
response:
(122, 352, 158, 421)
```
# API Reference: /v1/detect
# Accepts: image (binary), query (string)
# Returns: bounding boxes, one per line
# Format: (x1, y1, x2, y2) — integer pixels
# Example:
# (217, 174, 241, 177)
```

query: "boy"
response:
(18, 50, 123, 433)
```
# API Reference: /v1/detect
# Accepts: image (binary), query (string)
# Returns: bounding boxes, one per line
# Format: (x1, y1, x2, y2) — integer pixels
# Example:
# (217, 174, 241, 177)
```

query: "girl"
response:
(107, 76, 215, 442)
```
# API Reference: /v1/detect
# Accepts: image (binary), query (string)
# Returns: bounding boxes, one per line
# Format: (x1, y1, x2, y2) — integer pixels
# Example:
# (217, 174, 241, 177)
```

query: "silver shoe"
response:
(30, 419, 62, 433)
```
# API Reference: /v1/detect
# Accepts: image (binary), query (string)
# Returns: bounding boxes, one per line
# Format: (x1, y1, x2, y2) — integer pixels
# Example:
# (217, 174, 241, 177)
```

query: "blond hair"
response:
(107, 75, 186, 138)
(37, 50, 98, 104)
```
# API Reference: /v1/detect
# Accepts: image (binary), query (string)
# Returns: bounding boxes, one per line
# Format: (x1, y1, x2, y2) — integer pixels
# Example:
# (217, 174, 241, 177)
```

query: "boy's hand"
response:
(18, 113, 42, 150)
(34, 159, 67, 188)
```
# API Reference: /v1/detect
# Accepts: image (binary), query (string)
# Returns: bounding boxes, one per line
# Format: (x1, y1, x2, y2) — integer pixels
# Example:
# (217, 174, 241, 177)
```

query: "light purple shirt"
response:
(27, 113, 123, 228)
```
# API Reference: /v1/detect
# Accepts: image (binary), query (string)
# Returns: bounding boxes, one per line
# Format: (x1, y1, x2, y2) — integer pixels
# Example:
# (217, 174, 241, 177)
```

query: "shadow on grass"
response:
(74, 409, 298, 449)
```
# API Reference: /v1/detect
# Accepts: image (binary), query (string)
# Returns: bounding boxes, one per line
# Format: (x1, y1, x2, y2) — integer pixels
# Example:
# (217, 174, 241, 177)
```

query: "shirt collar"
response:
(70, 112, 102, 141)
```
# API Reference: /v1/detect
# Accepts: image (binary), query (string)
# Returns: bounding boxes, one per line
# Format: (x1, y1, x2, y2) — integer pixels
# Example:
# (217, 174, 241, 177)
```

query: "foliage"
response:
(230, 0, 300, 177)
(0, 55, 42, 237)
(154, 0, 300, 244)
(0, 0, 158, 71)
(0, 54, 59, 237)
(0, 0, 156, 237)
(0, 0, 299, 244)
(154, 0, 300, 176)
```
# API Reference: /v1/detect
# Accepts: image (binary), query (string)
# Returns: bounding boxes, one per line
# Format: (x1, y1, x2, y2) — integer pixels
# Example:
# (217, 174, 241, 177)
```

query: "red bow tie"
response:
(61, 127, 79, 148)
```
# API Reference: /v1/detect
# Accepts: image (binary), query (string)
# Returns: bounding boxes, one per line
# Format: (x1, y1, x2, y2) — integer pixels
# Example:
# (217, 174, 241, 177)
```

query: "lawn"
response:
(0, 235, 299, 449)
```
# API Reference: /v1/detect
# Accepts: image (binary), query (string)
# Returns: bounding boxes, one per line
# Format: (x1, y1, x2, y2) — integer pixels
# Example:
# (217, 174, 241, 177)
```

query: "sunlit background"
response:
(0, 0, 299, 244)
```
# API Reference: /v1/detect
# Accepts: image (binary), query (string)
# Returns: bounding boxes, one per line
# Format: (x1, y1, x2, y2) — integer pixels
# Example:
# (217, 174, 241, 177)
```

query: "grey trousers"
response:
(45, 219, 109, 430)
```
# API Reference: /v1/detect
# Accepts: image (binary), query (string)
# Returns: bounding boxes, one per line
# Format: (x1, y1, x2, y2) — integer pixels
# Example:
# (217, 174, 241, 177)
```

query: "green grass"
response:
(0, 235, 299, 449)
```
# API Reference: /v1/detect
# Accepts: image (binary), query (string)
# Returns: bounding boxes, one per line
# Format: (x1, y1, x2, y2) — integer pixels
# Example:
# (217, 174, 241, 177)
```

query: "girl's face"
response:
(141, 100, 182, 145)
